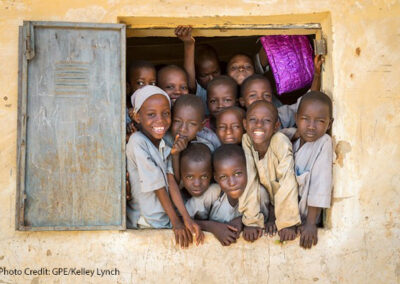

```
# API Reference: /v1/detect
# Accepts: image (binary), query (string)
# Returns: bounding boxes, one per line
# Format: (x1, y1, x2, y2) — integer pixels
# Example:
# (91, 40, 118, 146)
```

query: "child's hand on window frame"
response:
(175, 25, 195, 44)
(243, 226, 263, 242)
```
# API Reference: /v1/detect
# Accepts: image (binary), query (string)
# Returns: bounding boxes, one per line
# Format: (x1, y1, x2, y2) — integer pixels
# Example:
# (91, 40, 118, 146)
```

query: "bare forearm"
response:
(184, 41, 196, 92)
(167, 174, 191, 222)
(311, 72, 321, 91)
(155, 187, 181, 226)
(196, 220, 219, 233)
(171, 154, 181, 183)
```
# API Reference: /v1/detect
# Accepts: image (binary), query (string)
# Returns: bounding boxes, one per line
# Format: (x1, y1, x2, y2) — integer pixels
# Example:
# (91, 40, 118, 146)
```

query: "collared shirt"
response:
(209, 187, 242, 223)
(185, 183, 221, 220)
(126, 131, 173, 229)
(197, 127, 221, 151)
(293, 134, 333, 220)
(240, 132, 300, 230)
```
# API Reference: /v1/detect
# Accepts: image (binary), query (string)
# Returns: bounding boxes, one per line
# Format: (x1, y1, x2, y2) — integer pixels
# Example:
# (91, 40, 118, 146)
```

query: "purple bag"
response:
(260, 35, 314, 95)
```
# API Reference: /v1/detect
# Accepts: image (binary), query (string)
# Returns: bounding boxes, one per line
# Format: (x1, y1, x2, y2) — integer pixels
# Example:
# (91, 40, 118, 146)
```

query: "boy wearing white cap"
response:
(126, 85, 204, 247)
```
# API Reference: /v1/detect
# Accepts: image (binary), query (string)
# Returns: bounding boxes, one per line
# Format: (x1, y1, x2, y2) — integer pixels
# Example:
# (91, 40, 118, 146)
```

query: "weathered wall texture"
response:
(1, 1, 399, 283)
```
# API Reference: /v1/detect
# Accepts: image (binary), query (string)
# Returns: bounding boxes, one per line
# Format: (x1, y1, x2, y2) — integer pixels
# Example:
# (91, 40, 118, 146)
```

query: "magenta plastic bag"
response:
(260, 35, 314, 95)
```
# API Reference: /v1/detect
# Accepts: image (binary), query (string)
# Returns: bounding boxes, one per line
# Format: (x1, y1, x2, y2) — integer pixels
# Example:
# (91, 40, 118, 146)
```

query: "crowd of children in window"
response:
(125, 26, 333, 249)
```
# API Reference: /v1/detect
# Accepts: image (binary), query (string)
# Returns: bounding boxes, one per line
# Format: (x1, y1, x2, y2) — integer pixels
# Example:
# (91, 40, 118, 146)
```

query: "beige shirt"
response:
(240, 132, 301, 230)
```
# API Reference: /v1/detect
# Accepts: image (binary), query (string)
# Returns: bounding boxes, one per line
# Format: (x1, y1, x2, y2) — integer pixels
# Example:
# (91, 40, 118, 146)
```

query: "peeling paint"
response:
(335, 141, 352, 167)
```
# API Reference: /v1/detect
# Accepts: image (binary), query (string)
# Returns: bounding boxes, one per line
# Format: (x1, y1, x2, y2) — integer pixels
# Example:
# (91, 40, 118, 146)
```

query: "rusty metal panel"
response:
(17, 21, 126, 230)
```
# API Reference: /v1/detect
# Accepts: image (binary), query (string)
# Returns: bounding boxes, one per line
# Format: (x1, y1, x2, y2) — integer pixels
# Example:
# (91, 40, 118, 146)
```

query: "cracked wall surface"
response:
(0, 1, 399, 283)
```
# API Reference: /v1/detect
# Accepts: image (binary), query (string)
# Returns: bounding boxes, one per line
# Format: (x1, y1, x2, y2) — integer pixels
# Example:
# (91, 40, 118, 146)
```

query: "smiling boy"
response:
(240, 100, 301, 242)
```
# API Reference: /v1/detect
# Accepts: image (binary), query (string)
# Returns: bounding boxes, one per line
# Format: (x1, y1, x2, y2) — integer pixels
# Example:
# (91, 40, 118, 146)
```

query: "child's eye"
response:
(263, 93, 271, 98)
(248, 94, 256, 98)
(181, 85, 188, 90)
(147, 113, 156, 118)
(137, 81, 144, 86)
(234, 171, 242, 177)
(245, 65, 253, 70)
(201, 175, 209, 180)
(163, 111, 170, 117)
(166, 85, 174, 90)
(230, 66, 238, 71)
(224, 98, 232, 103)
(219, 175, 226, 180)
(186, 175, 193, 180)
(218, 125, 226, 130)
(249, 117, 256, 122)
(209, 99, 216, 104)
(150, 81, 156, 86)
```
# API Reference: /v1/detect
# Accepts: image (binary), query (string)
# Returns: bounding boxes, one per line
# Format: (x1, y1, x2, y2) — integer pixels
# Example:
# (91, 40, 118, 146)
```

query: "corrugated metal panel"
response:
(17, 21, 126, 230)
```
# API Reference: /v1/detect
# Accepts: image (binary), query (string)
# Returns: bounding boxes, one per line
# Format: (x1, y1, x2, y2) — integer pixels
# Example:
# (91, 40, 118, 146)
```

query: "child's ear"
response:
(239, 97, 245, 107)
(328, 118, 334, 130)
(274, 119, 281, 132)
(242, 118, 247, 131)
(200, 118, 207, 130)
(133, 112, 141, 124)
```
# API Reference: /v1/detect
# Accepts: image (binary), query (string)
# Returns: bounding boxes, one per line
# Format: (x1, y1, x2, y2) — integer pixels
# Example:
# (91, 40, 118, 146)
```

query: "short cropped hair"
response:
(297, 91, 333, 118)
(246, 100, 279, 123)
(181, 143, 212, 166)
(213, 144, 246, 168)
(241, 74, 272, 97)
(207, 75, 238, 97)
(127, 60, 155, 81)
(216, 106, 245, 122)
(157, 65, 189, 83)
(195, 44, 219, 66)
(227, 53, 254, 68)
(173, 95, 205, 120)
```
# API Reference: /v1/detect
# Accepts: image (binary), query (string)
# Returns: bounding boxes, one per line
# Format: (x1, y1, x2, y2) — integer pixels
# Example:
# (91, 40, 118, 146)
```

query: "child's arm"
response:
(196, 220, 239, 246)
(171, 134, 189, 183)
(270, 133, 301, 242)
(238, 134, 266, 228)
(228, 216, 243, 239)
(167, 173, 205, 245)
(299, 206, 321, 249)
(154, 187, 192, 248)
(175, 26, 196, 93)
(310, 55, 324, 92)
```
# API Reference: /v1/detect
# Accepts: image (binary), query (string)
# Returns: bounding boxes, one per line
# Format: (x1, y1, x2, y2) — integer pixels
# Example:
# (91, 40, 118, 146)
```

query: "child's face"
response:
(181, 159, 212, 197)
(158, 69, 189, 104)
(207, 84, 236, 118)
(197, 58, 221, 89)
(243, 103, 279, 147)
(216, 110, 244, 145)
(134, 94, 171, 144)
(171, 105, 204, 142)
(214, 156, 247, 200)
(227, 55, 254, 85)
(296, 100, 332, 144)
(129, 67, 156, 93)
(240, 79, 273, 108)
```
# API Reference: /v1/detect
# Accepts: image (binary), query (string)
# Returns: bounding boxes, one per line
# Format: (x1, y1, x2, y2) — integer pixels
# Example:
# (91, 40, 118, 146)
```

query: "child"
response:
(175, 26, 221, 114)
(126, 60, 157, 139)
(206, 75, 238, 128)
(157, 65, 189, 105)
(226, 53, 255, 85)
(240, 55, 324, 129)
(215, 106, 245, 145)
(240, 100, 301, 242)
(164, 95, 214, 183)
(195, 144, 269, 245)
(293, 91, 333, 249)
(239, 74, 273, 108)
(126, 85, 203, 247)
(180, 143, 218, 220)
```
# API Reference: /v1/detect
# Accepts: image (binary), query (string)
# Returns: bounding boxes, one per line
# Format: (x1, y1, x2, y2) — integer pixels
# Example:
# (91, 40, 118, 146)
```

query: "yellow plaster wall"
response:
(0, 1, 399, 283)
